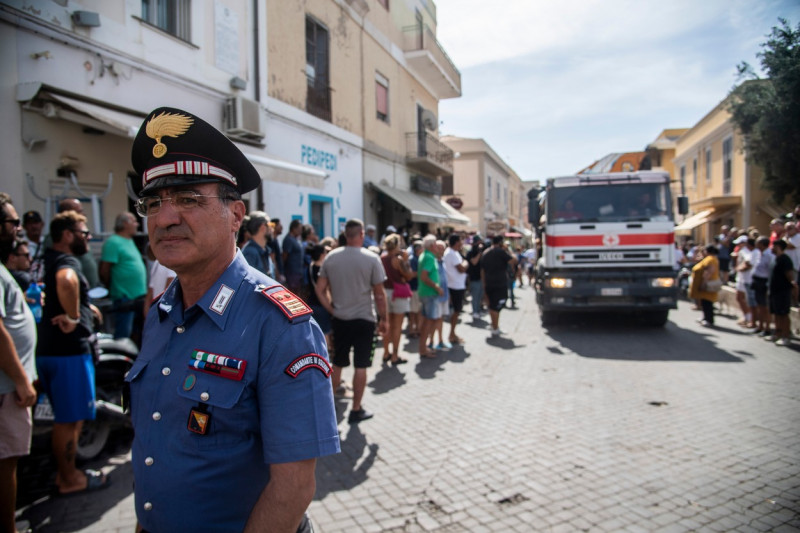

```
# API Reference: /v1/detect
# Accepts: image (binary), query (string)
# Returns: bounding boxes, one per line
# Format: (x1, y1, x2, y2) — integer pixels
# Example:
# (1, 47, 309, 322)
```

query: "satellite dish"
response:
(421, 109, 437, 131)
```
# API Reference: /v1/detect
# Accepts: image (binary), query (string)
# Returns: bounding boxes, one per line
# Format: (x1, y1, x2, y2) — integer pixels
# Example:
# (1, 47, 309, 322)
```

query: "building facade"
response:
(672, 96, 787, 242)
(440, 136, 527, 239)
(1, 0, 465, 244)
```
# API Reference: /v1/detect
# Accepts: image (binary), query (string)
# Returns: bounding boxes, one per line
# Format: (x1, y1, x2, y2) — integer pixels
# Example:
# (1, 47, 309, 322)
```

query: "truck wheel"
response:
(644, 310, 669, 327)
(540, 310, 558, 326)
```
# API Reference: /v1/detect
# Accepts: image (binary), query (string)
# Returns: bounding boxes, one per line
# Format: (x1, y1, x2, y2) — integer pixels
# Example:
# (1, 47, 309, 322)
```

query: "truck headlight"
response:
(549, 278, 572, 289)
(651, 277, 675, 288)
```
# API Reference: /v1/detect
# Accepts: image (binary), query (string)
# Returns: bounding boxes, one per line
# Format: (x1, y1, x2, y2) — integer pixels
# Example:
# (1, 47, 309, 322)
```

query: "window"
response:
(375, 73, 389, 122)
(305, 17, 331, 122)
(722, 137, 733, 195)
(141, 0, 191, 41)
(487, 176, 492, 203)
(680, 165, 686, 189)
(692, 158, 697, 187)
(705, 148, 711, 185)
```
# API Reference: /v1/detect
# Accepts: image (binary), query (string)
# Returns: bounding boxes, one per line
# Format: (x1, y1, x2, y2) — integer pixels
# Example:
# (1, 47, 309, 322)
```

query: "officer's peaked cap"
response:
(130, 107, 260, 196)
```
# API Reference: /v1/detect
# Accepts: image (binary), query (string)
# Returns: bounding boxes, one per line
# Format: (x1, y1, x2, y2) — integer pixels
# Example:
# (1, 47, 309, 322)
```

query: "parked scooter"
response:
(32, 288, 138, 460)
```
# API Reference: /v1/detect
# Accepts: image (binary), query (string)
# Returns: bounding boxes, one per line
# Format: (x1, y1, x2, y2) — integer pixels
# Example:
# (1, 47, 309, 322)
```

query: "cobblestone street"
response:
(18, 287, 800, 532)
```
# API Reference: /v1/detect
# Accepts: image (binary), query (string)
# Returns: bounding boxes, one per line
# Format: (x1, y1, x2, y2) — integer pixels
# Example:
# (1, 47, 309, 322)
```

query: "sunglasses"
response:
(71, 228, 91, 238)
(2, 218, 21, 227)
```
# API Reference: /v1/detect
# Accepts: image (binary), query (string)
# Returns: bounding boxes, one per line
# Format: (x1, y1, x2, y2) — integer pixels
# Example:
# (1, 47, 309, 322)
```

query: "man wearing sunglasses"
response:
(36, 210, 108, 496)
(126, 107, 339, 533)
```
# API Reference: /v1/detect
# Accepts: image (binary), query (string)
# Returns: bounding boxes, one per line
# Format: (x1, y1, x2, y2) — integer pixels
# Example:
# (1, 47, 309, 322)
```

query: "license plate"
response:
(599, 252, 624, 261)
(34, 397, 55, 422)
(601, 288, 623, 296)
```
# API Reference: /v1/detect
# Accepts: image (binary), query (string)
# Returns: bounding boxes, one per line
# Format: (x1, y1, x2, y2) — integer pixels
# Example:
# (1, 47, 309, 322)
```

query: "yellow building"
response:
(440, 136, 527, 238)
(266, 0, 467, 236)
(672, 95, 789, 242)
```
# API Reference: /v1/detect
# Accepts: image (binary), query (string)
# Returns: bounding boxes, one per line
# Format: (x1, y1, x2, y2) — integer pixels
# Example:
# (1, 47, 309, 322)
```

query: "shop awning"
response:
(244, 153, 327, 189)
(372, 182, 468, 225)
(674, 209, 713, 233)
(46, 93, 143, 138)
(439, 199, 471, 226)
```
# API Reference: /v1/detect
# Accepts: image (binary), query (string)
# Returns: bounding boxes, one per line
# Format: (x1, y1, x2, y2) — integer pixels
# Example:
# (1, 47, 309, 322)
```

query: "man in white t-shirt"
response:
(734, 236, 758, 327)
(443, 234, 468, 344)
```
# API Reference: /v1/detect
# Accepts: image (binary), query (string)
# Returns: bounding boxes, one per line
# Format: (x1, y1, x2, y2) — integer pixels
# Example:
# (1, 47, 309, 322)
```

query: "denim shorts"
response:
(420, 295, 442, 320)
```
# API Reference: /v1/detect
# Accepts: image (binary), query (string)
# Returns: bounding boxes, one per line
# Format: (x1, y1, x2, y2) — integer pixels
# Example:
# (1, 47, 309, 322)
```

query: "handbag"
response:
(392, 281, 412, 299)
(701, 268, 723, 292)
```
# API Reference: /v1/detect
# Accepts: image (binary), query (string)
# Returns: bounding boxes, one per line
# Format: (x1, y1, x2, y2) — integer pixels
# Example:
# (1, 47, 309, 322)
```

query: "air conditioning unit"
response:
(223, 96, 266, 141)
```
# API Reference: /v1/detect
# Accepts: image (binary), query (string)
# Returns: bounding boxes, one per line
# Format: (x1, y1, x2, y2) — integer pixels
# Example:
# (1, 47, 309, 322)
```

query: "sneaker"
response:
(348, 408, 374, 424)
(472, 312, 481, 320)
(435, 341, 452, 350)
(775, 338, 791, 346)
(491, 328, 503, 337)
(765, 335, 778, 342)
(699, 320, 713, 327)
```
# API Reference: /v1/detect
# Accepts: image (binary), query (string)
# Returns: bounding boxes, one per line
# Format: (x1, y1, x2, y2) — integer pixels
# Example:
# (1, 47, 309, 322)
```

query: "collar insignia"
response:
(145, 111, 194, 158)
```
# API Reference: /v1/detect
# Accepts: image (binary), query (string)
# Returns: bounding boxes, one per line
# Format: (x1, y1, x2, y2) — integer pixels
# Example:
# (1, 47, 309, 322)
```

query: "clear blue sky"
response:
(435, 0, 800, 182)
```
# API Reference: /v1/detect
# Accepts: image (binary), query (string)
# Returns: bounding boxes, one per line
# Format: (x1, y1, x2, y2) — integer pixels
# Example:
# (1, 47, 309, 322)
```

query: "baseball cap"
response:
(386, 225, 397, 233)
(733, 235, 748, 244)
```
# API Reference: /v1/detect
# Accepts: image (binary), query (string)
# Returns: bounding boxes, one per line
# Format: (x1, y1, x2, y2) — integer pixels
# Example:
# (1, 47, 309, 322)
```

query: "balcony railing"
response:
(306, 84, 331, 123)
(405, 131, 454, 176)
(402, 24, 461, 99)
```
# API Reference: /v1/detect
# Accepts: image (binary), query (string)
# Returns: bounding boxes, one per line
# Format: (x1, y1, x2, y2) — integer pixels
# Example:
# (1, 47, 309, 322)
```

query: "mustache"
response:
(153, 227, 191, 242)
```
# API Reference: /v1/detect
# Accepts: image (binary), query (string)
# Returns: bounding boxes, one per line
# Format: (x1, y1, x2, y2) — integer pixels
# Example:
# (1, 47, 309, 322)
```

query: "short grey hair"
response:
(422, 234, 437, 250)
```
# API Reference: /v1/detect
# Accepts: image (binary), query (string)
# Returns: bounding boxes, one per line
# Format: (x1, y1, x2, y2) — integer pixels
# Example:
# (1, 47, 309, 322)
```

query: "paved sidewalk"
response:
(17, 285, 800, 532)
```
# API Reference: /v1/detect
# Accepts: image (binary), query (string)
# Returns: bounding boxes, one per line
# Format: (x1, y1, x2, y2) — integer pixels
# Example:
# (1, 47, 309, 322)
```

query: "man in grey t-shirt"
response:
(315, 219, 388, 424)
(0, 193, 37, 533)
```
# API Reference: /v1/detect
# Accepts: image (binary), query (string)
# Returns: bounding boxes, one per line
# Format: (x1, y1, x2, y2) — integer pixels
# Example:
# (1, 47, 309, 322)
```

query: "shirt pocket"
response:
(176, 370, 250, 450)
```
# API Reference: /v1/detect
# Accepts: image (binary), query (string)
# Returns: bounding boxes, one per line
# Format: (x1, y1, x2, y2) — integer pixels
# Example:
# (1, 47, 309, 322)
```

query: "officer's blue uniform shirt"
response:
(127, 252, 340, 532)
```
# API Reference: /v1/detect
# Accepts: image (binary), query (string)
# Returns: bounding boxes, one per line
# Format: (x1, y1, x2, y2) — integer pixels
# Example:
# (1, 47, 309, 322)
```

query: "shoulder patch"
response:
(260, 285, 313, 321)
(285, 353, 332, 378)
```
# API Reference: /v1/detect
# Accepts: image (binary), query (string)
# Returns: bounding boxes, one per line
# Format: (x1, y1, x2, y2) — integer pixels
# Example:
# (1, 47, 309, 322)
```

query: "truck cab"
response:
(529, 172, 681, 326)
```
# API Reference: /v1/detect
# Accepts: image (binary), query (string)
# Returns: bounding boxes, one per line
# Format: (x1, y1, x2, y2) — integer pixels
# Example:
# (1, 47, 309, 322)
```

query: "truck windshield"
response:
(548, 182, 672, 224)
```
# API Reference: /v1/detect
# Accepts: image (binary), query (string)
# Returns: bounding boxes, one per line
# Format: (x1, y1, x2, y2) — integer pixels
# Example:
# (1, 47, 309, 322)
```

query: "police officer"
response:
(126, 107, 340, 532)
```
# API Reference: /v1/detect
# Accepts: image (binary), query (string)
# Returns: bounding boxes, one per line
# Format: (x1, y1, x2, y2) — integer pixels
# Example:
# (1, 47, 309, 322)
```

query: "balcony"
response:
(402, 24, 462, 100)
(406, 131, 454, 177)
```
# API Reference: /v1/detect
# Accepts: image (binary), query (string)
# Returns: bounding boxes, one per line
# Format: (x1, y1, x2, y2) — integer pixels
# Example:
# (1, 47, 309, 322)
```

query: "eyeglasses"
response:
(70, 228, 91, 238)
(2, 218, 21, 227)
(135, 191, 230, 217)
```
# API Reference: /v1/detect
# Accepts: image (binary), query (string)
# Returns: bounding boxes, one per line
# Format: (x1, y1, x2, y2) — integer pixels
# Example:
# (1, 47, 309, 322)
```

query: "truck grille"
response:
(562, 247, 662, 264)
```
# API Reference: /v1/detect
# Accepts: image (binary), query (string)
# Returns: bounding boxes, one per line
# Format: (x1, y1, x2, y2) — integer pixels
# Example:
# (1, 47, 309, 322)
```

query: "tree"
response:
(728, 18, 800, 205)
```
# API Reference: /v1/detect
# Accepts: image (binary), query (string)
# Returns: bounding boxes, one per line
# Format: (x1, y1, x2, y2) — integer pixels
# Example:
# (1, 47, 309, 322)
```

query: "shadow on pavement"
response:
(18, 430, 134, 533)
(370, 364, 408, 395)
(543, 312, 748, 362)
(314, 424, 377, 500)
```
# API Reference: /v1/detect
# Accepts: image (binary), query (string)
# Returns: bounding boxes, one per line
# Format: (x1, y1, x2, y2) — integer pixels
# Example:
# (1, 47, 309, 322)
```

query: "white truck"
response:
(528, 171, 686, 327)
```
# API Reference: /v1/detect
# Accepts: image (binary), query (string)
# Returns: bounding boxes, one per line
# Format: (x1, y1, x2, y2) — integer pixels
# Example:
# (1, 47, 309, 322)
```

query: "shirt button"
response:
(152, 412, 161, 421)
(162, 367, 171, 376)
(144, 502, 153, 511)
(200, 392, 210, 401)
(176, 326, 185, 333)
(145, 457, 154, 466)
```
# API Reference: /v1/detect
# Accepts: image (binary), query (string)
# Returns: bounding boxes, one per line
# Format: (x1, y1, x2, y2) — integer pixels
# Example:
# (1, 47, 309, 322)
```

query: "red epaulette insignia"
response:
(261, 285, 312, 321)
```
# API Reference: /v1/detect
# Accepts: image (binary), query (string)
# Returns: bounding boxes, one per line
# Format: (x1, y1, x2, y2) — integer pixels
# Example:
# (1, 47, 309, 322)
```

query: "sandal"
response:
(391, 357, 408, 366)
(57, 469, 110, 496)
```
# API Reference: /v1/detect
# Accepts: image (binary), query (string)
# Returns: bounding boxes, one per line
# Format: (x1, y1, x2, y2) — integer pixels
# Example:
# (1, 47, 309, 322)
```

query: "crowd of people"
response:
(682, 211, 800, 347)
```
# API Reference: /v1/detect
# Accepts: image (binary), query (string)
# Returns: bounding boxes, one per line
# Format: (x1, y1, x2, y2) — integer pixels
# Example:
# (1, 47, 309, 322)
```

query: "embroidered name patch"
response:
(189, 350, 246, 381)
(210, 285, 234, 315)
(285, 354, 332, 378)
(262, 287, 312, 320)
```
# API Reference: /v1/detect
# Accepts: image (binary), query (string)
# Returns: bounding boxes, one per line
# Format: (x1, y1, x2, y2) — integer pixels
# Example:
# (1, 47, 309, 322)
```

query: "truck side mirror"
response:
(677, 196, 689, 215)
(527, 188, 540, 224)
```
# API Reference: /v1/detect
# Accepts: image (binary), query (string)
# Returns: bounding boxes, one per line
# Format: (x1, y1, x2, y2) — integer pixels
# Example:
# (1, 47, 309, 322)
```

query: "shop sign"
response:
(446, 197, 463, 210)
